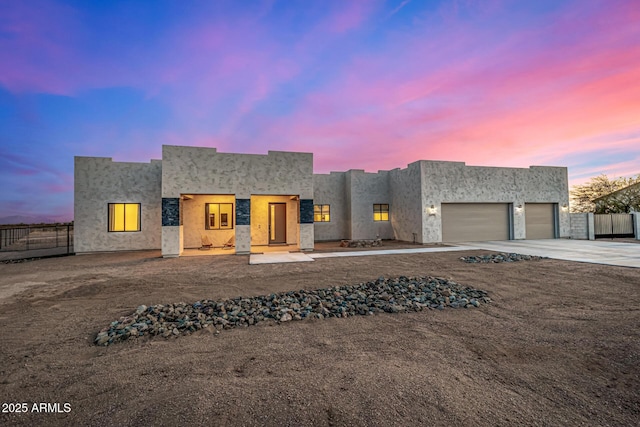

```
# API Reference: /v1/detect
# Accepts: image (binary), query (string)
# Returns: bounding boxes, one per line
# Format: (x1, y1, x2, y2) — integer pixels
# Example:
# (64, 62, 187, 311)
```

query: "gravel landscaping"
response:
(460, 252, 547, 263)
(95, 276, 491, 346)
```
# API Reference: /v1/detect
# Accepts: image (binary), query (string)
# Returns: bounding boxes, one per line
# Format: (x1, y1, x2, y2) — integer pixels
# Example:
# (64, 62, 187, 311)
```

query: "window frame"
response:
(373, 203, 390, 222)
(314, 204, 331, 222)
(108, 203, 141, 232)
(205, 203, 234, 230)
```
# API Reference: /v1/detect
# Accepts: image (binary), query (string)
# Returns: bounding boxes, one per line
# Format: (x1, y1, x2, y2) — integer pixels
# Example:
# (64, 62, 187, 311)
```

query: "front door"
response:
(269, 203, 287, 244)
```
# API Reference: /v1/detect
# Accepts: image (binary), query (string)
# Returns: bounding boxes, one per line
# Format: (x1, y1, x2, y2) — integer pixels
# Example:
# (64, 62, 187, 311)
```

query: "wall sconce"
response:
(515, 204, 524, 214)
(428, 205, 437, 216)
(561, 204, 569, 212)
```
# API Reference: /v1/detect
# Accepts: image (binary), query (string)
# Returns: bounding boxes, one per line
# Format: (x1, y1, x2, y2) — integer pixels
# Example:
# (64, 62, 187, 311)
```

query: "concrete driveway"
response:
(460, 239, 640, 268)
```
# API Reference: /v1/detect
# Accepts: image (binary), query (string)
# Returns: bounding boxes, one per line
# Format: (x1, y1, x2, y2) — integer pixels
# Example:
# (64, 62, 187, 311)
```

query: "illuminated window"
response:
(314, 204, 330, 222)
(205, 203, 234, 230)
(108, 203, 141, 232)
(373, 204, 389, 221)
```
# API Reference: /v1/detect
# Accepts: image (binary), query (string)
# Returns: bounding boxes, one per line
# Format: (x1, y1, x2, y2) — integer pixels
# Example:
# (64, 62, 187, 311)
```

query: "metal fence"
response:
(0, 224, 73, 253)
(594, 214, 634, 238)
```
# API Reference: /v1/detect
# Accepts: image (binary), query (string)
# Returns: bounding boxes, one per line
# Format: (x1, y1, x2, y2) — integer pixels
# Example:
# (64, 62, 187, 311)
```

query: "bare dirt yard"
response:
(0, 248, 639, 426)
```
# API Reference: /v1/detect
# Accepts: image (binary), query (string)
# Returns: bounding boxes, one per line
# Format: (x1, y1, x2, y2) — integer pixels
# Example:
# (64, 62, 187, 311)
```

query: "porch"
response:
(173, 193, 306, 256)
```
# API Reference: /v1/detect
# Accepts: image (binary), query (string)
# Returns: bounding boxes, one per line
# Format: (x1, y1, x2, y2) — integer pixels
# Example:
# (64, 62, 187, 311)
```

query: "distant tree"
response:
(570, 174, 640, 213)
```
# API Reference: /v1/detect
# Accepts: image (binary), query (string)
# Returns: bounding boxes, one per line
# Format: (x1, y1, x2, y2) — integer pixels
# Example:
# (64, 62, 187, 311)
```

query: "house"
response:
(74, 145, 571, 257)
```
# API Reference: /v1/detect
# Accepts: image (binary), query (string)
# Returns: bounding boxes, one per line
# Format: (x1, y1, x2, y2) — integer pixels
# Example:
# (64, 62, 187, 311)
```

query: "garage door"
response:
(525, 203, 555, 239)
(441, 203, 510, 242)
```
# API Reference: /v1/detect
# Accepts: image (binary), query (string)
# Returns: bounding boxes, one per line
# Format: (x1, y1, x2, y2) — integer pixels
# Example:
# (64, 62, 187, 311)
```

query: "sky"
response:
(1, 0, 639, 222)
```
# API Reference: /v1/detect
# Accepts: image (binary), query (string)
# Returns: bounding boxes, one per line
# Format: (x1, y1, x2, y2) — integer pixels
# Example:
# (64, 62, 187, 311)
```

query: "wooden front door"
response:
(269, 203, 287, 244)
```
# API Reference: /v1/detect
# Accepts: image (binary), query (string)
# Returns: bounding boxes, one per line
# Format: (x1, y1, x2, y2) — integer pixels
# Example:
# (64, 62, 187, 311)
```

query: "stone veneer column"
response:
(162, 198, 182, 257)
(235, 198, 251, 254)
(299, 199, 314, 251)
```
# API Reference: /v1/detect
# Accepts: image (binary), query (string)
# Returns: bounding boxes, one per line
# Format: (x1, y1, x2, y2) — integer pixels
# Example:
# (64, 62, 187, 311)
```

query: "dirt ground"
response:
(0, 248, 639, 426)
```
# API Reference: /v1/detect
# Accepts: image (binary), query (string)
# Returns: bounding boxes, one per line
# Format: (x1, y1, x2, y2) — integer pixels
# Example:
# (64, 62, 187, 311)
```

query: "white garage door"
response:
(441, 203, 510, 242)
(525, 203, 555, 239)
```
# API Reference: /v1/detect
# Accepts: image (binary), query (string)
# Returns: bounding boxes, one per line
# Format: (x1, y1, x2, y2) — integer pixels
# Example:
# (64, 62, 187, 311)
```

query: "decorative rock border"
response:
(460, 253, 547, 263)
(1, 257, 41, 264)
(340, 239, 382, 248)
(95, 276, 491, 346)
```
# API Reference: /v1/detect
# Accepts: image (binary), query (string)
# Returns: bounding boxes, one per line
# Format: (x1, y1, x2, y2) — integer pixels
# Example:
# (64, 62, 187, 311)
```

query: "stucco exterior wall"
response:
(419, 161, 570, 243)
(235, 225, 251, 254)
(389, 163, 423, 243)
(346, 170, 394, 240)
(299, 224, 314, 251)
(182, 194, 235, 248)
(161, 145, 313, 199)
(345, 172, 353, 239)
(313, 172, 348, 241)
(161, 226, 183, 257)
(250, 195, 299, 246)
(523, 166, 571, 238)
(74, 157, 162, 253)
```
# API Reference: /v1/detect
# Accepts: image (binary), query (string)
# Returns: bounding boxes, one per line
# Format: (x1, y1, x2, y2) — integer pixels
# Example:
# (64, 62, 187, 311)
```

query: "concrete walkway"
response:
(248, 240, 640, 267)
(460, 239, 640, 268)
(249, 245, 476, 264)
(308, 246, 477, 259)
(249, 251, 315, 265)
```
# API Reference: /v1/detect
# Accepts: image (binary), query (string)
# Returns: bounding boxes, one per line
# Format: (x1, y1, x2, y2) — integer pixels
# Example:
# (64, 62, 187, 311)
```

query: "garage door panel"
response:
(525, 203, 555, 239)
(442, 203, 510, 242)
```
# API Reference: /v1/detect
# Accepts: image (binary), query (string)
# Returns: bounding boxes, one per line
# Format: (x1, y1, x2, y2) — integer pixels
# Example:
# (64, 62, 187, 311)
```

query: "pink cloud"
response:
(327, 0, 378, 33)
(0, 0, 82, 94)
(254, 0, 640, 177)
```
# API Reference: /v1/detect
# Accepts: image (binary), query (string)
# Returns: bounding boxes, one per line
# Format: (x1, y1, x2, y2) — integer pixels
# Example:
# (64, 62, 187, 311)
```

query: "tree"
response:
(570, 174, 640, 213)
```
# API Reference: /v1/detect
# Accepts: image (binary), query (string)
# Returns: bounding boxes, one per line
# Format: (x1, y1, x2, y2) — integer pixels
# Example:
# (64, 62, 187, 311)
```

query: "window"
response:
(205, 203, 234, 230)
(373, 204, 389, 221)
(108, 203, 141, 232)
(314, 204, 330, 222)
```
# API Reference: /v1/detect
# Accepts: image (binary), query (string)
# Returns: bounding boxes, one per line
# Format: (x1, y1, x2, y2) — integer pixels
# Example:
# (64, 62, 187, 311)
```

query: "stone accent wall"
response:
(162, 198, 180, 226)
(236, 199, 251, 226)
(300, 199, 314, 224)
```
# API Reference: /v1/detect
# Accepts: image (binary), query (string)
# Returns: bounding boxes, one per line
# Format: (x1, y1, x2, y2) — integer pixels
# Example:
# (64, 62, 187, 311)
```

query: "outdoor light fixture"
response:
(515, 204, 524, 213)
(561, 204, 569, 211)
(428, 205, 437, 216)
